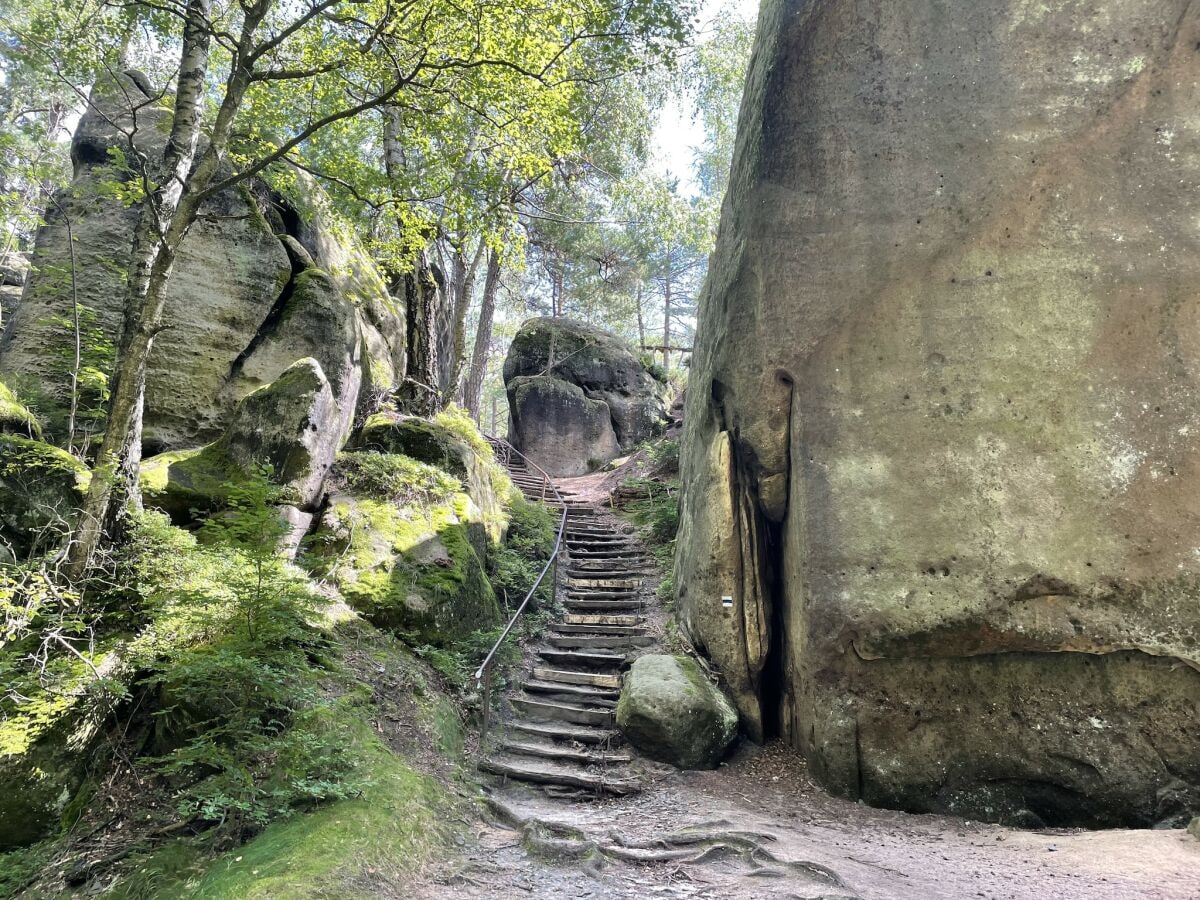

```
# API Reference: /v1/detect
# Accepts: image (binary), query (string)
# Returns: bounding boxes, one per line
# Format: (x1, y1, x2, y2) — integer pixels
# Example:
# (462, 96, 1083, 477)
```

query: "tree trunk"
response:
(662, 277, 672, 371)
(67, 0, 216, 578)
(383, 106, 443, 415)
(464, 248, 500, 420)
(444, 235, 485, 404)
(635, 281, 645, 351)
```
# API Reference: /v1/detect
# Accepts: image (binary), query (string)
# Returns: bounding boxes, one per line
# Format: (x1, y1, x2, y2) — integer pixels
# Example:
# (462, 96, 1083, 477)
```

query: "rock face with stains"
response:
(676, 0, 1200, 826)
(503, 317, 670, 476)
(0, 71, 405, 455)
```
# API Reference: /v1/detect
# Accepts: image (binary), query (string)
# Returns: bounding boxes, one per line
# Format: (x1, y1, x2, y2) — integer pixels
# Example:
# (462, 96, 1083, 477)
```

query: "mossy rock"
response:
(140, 444, 245, 521)
(616, 654, 738, 770)
(0, 380, 41, 439)
(141, 358, 339, 521)
(356, 413, 471, 478)
(0, 434, 88, 556)
(308, 488, 500, 647)
(353, 408, 511, 544)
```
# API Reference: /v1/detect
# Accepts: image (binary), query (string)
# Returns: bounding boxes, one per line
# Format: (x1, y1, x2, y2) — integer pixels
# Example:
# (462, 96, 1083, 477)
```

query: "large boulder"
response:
(616, 654, 738, 770)
(503, 318, 668, 475)
(676, 0, 1200, 827)
(0, 71, 404, 452)
(507, 376, 621, 477)
(142, 358, 340, 520)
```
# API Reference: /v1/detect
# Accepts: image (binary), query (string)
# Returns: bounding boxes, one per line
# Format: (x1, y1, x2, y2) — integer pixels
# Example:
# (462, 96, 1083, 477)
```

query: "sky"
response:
(651, 0, 760, 195)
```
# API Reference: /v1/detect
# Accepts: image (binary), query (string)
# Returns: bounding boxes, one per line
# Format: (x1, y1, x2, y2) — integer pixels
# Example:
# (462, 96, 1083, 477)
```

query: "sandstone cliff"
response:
(0, 72, 406, 456)
(676, 0, 1200, 827)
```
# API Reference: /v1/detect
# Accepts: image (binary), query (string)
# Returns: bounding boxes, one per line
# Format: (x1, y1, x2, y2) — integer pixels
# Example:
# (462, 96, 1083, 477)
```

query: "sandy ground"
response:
(412, 467, 1200, 900)
(416, 742, 1199, 900)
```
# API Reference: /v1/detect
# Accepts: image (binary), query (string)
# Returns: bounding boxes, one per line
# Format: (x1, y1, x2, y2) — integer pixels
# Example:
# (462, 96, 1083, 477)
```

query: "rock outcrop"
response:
(0, 71, 405, 453)
(503, 318, 669, 475)
(616, 654, 738, 770)
(308, 410, 510, 645)
(676, 0, 1200, 827)
(141, 358, 341, 521)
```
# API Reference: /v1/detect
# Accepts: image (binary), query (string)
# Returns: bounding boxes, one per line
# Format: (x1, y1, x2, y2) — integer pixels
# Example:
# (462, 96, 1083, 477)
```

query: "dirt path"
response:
(414, 467, 1199, 899)
(417, 743, 1198, 899)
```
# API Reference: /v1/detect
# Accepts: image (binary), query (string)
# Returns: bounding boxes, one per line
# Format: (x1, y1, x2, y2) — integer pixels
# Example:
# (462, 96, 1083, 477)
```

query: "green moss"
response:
(183, 704, 456, 898)
(0, 381, 41, 439)
(0, 435, 90, 555)
(140, 444, 247, 521)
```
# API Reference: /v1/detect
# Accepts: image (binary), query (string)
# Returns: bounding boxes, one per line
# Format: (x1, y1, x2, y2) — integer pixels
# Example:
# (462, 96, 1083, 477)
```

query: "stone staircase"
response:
(479, 444, 653, 797)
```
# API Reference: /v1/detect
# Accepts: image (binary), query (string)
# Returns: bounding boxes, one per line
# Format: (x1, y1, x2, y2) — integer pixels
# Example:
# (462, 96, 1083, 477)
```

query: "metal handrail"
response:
(475, 435, 568, 753)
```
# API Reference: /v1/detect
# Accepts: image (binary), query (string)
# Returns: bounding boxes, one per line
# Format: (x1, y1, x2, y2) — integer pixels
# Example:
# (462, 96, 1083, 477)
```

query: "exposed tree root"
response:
(484, 795, 856, 892)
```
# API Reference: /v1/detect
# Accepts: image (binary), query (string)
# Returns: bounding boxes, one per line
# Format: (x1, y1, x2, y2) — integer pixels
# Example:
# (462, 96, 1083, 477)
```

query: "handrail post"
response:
(477, 662, 493, 757)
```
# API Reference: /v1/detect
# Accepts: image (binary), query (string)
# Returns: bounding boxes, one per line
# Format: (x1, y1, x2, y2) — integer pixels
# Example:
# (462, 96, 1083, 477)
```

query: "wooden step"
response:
(531, 667, 621, 689)
(480, 754, 639, 796)
(507, 719, 619, 744)
(550, 623, 647, 636)
(522, 679, 620, 703)
(566, 589, 639, 598)
(511, 697, 613, 726)
(567, 578, 644, 590)
(538, 648, 627, 669)
(563, 614, 642, 627)
(497, 739, 632, 766)
(564, 599, 643, 612)
(548, 634, 652, 651)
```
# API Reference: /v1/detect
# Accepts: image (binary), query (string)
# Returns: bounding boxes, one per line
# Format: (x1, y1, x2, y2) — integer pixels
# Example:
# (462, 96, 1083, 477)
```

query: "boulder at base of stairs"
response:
(616, 654, 737, 770)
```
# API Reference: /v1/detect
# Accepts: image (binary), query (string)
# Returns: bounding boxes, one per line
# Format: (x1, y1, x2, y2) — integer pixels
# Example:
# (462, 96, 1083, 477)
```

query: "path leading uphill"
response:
(414, 443, 1200, 900)
(478, 443, 657, 797)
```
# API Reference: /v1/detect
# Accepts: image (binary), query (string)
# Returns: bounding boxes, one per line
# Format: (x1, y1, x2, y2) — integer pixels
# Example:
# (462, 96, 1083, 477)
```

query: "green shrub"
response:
(487, 492, 556, 609)
(126, 471, 359, 838)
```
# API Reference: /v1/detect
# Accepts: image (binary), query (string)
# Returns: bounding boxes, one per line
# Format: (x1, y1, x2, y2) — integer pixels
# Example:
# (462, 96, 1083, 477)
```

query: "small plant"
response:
(131, 469, 359, 839)
(487, 493, 556, 609)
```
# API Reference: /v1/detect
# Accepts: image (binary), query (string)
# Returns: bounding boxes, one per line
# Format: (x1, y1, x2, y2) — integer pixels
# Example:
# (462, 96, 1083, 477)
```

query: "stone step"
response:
(507, 719, 619, 744)
(550, 623, 647, 636)
(480, 754, 639, 796)
(538, 648, 627, 669)
(522, 679, 620, 703)
(531, 666, 622, 688)
(510, 697, 614, 726)
(497, 739, 632, 766)
(547, 634, 652, 651)
(563, 614, 643, 628)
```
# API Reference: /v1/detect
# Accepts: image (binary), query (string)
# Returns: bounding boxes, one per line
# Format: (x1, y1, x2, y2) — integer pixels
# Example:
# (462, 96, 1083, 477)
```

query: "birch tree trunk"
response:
(464, 248, 500, 420)
(67, 0, 215, 578)
(68, 0, 272, 577)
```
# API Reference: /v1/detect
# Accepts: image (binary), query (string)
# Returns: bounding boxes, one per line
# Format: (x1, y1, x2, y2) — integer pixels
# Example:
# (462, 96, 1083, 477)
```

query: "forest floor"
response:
(409, 465, 1200, 900)
(413, 742, 1198, 900)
